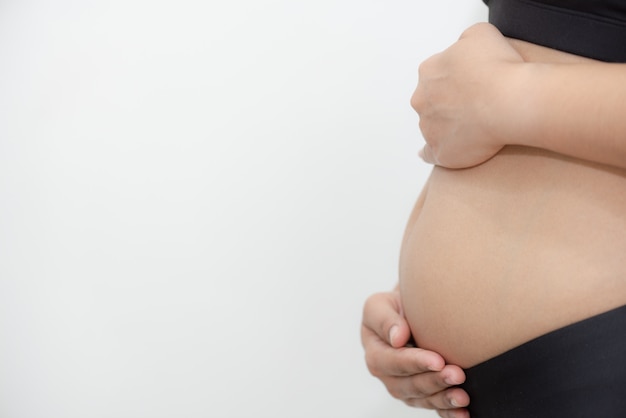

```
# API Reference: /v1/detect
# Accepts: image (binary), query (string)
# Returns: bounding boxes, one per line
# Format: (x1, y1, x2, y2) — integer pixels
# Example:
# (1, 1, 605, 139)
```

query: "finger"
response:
(386, 364, 467, 401)
(361, 292, 411, 348)
(363, 328, 446, 377)
(437, 407, 471, 418)
(429, 387, 470, 410)
(404, 387, 470, 411)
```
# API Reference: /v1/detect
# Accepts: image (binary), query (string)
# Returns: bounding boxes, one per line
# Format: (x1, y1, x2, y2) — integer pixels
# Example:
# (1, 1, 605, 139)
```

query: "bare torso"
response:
(399, 39, 626, 369)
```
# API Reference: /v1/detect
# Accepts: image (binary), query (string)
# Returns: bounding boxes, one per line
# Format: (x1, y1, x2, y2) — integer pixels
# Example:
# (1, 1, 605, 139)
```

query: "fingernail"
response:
(427, 363, 441, 372)
(450, 398, 460, 408)
(444, 376, 458, 385)
(389, 325, 399, 344)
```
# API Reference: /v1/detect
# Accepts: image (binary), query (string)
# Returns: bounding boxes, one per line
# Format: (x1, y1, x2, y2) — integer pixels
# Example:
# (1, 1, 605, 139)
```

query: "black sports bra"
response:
(484, 0, 626, 61)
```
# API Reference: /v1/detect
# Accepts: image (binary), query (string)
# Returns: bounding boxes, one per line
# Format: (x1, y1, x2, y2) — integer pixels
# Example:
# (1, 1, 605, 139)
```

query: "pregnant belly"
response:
(399, 146, 626, 368)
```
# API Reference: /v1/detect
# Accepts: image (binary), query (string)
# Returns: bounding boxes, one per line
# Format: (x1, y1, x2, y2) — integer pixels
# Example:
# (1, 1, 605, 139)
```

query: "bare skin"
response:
(361, 289, 469, 415)
(363, 23, 626, 417)
(401, 27, 626, 368)
(415, 24, 626, 171)
(401, 145, 626, 368)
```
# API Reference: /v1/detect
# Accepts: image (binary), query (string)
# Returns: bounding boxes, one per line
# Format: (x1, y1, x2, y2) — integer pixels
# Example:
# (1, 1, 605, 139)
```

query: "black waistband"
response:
(486, 0, 626, 62)
(460, 304, 626, 417)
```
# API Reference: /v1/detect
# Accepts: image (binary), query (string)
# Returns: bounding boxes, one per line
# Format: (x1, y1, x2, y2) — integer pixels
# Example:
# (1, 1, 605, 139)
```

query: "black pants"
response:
(460, 304, 626, 417)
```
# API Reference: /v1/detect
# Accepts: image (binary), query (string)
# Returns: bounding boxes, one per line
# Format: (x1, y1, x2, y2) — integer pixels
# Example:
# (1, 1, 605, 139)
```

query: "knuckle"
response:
(364, 351, 381, 377)
(387, 386, 404, 400)
(418, 55, 434, 76)
(410, 90, 424, 113)
(363, 292, 385, 310)
(386, 380, 422, 403)
(417, 52, 440, 78)
(418, 118, 427, 134)
(364, 349, 395, 381)
(459, 24, 477, 38)
(362, 293, 382, 320)
(405, 398, 428, 409)
(460, 21, 498, 40)
(407, 377, 430, 399)
(419, 119, 435, 143)
(460, 22, 488, 38)
(406, 396, 435, 410)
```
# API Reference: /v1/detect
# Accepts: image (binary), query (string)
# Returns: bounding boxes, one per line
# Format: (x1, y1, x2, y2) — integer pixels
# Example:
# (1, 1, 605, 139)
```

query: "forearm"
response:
(511, 61, 626, 169)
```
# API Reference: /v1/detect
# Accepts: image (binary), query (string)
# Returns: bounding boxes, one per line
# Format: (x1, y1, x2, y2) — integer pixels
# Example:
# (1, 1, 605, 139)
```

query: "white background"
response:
(0, 1, 485, 417)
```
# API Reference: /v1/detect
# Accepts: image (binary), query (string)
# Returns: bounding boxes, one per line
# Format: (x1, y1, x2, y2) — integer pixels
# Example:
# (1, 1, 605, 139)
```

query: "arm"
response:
(414, 22, 626, 170)
(517, 60, 626, 169)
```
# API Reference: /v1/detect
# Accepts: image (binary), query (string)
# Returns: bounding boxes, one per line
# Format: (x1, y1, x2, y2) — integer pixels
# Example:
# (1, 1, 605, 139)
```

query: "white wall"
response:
(0, 1, 486, 417)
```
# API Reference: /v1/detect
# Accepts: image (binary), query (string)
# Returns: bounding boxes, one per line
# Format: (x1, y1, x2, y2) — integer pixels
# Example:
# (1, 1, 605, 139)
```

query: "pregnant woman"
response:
(362, 1, 626, 417)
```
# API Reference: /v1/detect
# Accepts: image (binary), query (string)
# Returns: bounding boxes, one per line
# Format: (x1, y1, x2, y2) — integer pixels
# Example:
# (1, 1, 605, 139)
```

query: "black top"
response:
(484, 0, 626, 61)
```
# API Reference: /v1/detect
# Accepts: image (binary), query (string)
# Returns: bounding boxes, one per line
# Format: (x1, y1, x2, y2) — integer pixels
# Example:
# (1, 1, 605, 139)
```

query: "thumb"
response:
(386, 290, 413, 348)
(363, 292, 413, 348)
(388, 318, 413, 348)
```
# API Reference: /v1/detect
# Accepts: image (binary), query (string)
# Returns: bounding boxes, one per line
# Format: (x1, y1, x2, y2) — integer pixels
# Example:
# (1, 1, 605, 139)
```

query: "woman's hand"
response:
(361, 290, 470, 418)
(412, 23, 526, 168)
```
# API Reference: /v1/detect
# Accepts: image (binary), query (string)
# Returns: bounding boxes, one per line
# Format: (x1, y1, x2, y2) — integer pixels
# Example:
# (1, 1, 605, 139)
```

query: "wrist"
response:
(492, 61, 541, 149)
(516, 62, 554, 150)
